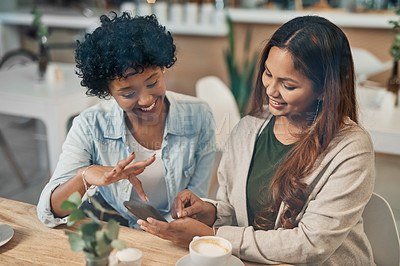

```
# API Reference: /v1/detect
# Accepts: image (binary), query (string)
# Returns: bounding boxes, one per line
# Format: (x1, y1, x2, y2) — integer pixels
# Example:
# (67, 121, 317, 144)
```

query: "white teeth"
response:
(140, 102, 156, 111)
(271, 99, 281, 105)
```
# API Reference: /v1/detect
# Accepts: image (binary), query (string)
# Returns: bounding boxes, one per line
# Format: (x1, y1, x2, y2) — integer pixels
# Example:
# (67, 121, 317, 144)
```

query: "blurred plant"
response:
(30, 7, 48, 45)
(61, 192, 126, 263)
(389, 8, 400, 61)
(224, 15, 258, 116)
(31, 7, 50, 79)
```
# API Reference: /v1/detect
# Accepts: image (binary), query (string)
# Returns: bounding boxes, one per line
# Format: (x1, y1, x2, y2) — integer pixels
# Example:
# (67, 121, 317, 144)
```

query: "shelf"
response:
(0, 9, 228, 37)
(227, 8, 398, 29)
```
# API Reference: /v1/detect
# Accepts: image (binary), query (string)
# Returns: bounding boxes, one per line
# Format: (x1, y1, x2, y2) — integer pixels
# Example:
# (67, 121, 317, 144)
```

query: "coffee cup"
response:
(189, 236, 232, 266)
(116, 248, 142, 266)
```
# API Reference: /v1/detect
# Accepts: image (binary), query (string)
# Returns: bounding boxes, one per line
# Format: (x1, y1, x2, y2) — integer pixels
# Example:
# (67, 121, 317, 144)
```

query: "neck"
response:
(273, 116, 305, 145)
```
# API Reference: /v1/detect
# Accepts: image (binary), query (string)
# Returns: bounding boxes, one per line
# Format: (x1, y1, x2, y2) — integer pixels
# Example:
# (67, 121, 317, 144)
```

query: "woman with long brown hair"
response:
(138, 16, 375, 265)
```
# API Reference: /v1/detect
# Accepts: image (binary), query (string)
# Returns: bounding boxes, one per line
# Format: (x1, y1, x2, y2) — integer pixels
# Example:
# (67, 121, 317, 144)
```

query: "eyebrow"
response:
(265, 63, 299, 84)
(117, 72, 159, 91)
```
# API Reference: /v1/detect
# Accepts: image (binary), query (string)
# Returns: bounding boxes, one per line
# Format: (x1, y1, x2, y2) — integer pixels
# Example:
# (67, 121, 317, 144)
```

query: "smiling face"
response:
(109, 66, 167, 125)
(263, 47, 320, 125)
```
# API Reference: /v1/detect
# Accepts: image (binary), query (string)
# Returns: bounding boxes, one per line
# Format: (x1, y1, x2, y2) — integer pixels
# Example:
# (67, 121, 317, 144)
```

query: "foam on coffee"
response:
(192, 239, 229, 257)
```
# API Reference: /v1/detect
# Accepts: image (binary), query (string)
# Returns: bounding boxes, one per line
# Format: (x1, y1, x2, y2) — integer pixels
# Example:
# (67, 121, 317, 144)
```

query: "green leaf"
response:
(80, 222, 101, 242)
(68, 209, 86, 226)
(68, 192, 83, 206)
(60, 200, 78, 211)
(95, 231, 113, 257)
(226, 15, 234, 57)
(111, 239, 126, 250)
(65, 231, 85, 252)
(105, 219, 119, 240)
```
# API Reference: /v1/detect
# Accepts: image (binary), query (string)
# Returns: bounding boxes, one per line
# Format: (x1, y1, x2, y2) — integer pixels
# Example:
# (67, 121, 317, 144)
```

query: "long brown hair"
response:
(249, 16, 357, 229)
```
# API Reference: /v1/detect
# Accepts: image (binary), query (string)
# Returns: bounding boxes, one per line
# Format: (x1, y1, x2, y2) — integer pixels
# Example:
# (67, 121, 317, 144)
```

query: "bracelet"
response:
(82, 165, 96, 203)
(212, 226, 217, 236)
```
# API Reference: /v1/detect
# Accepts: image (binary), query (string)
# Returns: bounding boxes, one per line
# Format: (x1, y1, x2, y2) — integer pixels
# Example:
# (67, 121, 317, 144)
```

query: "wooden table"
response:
(0, 197, 277, 265)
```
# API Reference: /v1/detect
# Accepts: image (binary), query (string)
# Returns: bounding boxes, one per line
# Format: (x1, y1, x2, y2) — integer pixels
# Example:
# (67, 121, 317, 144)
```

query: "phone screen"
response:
(123, 201, 167, 222)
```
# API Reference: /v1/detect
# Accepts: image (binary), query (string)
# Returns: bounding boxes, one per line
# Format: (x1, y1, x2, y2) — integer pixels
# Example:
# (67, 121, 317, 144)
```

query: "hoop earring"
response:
(313, 100, 321, 124)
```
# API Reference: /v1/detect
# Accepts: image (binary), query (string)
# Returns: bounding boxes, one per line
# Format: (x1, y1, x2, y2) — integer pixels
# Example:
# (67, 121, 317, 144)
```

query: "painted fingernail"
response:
(112, 168, 116, 173)
(131, 151, 135, 156)
(153, 153, 156, 157)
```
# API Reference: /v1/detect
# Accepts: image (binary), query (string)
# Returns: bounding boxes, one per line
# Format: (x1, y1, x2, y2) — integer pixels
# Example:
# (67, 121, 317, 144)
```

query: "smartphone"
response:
(123, 200, 167, 222)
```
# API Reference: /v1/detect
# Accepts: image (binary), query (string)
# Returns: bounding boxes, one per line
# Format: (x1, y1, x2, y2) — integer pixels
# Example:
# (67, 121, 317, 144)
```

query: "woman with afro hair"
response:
(37, 12, 216, 228)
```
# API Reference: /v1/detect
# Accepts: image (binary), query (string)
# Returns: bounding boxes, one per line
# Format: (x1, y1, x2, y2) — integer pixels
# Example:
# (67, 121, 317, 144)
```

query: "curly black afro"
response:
(75, 12, 177, 99)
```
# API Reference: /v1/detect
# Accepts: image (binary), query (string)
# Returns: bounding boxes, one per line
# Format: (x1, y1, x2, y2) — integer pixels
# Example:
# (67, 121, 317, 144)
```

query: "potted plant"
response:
(30, 7, 49, 79)
(224, 15, 259, 116)
(388, 7, 400, 106)
(61, 192, 126, 266)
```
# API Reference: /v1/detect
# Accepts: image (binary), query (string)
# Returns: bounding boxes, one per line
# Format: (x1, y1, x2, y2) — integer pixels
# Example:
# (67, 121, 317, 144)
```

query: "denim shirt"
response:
(37, 91, 216, 228)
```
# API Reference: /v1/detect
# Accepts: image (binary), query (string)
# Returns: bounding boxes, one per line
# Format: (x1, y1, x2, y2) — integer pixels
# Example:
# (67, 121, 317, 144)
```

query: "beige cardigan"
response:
(209, 114, 375, 265)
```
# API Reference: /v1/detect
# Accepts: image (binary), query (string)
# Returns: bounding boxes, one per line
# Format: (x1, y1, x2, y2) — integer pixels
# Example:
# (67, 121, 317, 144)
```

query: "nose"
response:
(265, 79, 280, 98)
(137, 93, 153, 107)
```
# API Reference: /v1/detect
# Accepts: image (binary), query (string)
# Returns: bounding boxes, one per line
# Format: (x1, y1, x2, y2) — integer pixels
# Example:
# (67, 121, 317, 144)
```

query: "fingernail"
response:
(153, 153, 156, 157)
(177, 212, 181, 218)
(131, 151, 135, 156)
(137, 219, 143, 225)
(112, 168, 116, 173)
(145, 196, 150, 202)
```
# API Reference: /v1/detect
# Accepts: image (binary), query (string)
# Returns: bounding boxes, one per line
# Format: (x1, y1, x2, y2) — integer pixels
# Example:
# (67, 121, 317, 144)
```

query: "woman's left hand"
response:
(137, 217, 214, 247)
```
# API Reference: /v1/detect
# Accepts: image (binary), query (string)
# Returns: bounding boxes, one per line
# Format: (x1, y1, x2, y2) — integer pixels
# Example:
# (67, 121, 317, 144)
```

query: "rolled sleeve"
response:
(37, 182, 68, 227)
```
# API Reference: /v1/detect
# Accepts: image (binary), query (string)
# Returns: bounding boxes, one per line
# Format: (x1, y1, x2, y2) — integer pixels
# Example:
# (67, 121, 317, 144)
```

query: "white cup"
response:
(153, 1, 168, 24)
(168, 3, 184, 25)
(137, 2, 152, 16)
(184, 2, 199, 25)
(199, 3, 214, 25)
(116, 248, 142, 266)
(189, 236, 232, 266)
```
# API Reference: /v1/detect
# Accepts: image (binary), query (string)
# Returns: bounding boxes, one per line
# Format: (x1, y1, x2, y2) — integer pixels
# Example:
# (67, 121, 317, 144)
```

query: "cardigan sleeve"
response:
(214, 127, 375, 265)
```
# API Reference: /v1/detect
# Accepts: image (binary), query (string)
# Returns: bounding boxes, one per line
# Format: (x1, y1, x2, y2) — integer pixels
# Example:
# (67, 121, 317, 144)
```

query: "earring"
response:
(313, 100, 321, 124)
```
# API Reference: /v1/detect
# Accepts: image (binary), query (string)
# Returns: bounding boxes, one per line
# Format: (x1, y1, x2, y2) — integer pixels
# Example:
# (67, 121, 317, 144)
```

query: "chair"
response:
(0, 129, 26, 187)
(351, 47, 391, 84)
(362, 192, 400, 266)
(195, 76, 241, 151)
(195, 76, 241, 198)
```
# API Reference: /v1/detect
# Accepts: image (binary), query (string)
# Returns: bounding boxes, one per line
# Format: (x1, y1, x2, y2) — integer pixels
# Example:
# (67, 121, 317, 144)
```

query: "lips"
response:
(269, 98, 287, 107)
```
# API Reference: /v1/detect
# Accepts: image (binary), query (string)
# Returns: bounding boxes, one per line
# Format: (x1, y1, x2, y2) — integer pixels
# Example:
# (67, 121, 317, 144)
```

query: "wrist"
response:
(81, 165, 96, 202)
(204, 202, 217, 226)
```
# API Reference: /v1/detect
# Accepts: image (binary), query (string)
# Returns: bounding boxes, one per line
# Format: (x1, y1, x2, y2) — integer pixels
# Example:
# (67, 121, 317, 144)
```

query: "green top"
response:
(246, 116, 294, 229)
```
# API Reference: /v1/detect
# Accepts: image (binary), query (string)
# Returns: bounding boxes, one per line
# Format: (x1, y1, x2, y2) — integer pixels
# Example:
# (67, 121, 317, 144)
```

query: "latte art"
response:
(192, 239, 229, 256)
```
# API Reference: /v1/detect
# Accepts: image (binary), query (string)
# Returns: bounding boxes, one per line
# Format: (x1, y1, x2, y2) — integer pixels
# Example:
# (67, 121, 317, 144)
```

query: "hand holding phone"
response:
(124, 201, 167, 222)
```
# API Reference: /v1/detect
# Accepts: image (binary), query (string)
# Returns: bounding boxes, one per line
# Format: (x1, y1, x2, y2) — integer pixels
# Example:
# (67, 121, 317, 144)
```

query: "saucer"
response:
(176, 254, 244, 266)
(0, 223, 14, 247)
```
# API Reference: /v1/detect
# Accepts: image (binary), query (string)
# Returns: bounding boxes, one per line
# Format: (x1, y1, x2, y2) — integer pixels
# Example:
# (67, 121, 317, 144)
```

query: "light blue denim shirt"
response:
(37, 91, 216, 228)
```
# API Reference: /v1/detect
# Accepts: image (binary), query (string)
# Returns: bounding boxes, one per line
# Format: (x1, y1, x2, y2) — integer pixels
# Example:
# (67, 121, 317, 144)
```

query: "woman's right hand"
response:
(82, 152, 155, 202)
(172, 189, 216, 226)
